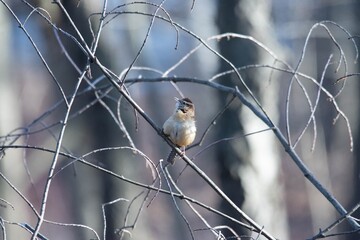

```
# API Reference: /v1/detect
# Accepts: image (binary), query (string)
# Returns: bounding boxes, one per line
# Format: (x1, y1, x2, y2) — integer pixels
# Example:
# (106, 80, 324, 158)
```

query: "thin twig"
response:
(102, 198, 128, 240)
(0, 144, 258, 233)
(162, 161, 195, 240)
(293, 54, 333, 149)
(1, 0, 68, 106)
(30, 68, 87, 239)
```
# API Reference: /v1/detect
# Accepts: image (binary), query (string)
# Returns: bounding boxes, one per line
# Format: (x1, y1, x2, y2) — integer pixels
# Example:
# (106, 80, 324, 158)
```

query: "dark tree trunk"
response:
(215, 0, 256, 237)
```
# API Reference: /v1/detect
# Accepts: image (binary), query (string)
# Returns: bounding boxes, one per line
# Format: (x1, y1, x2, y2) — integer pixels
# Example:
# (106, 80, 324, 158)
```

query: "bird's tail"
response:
(167, 149, 177, 165)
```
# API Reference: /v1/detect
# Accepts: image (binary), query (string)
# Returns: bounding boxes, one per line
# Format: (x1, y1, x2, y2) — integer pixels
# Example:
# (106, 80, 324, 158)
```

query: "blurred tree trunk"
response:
(307, 3, 358, 238)
(0, 5, 27, 239)
(40, 2, 132, 239)
(215, 0, 251, 237)
(352, 1, 360, 238)
(215, 1, 288, 238)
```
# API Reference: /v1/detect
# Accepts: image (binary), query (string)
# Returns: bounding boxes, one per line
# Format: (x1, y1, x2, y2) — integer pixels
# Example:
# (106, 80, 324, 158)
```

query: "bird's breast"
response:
(172, 120, 196, 147)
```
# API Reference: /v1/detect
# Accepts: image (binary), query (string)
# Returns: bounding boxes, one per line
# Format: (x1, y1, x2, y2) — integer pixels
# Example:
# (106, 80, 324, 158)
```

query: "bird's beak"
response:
(174, 97, 179, 102)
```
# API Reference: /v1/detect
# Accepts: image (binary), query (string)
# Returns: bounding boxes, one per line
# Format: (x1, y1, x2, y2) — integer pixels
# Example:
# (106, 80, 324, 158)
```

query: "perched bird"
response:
(162, 97, 196, 164)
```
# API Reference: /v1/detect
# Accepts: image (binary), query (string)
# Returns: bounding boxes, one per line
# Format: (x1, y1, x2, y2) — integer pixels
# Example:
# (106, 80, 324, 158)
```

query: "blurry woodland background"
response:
(1, 0, 360, 240)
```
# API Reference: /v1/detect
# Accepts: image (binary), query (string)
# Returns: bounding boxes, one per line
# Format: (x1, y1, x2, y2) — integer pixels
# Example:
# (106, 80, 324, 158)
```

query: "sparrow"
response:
(162, 97, 196, 164)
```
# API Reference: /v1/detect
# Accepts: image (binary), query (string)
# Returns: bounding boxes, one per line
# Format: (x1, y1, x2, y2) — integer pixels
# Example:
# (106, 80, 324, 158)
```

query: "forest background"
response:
(1, 1, 360, 240)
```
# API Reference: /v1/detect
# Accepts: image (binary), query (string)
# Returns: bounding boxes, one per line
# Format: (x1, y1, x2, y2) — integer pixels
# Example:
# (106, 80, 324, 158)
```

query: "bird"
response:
(162, 97, 196, 164)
